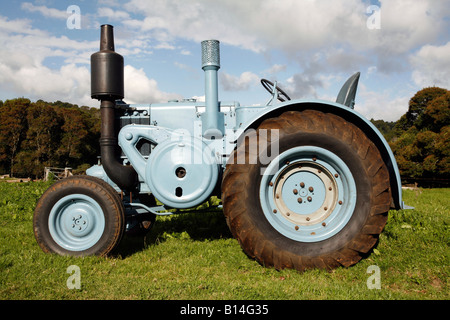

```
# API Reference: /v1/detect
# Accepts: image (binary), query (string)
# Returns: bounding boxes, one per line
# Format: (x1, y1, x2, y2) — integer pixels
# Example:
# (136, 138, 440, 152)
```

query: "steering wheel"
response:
(261, 79, 291, 102)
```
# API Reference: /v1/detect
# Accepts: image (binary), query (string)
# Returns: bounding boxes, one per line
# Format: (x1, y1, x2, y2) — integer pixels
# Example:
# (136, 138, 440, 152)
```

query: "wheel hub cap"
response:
(274, 161, 338, 226)
(260, 146, 357, 242)
(48, 194, 105, 251)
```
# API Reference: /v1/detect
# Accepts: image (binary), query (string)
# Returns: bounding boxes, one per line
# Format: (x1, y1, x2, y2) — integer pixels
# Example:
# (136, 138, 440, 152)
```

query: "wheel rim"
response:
(260, 146, 357, 242)
(48, 194, 105, 251)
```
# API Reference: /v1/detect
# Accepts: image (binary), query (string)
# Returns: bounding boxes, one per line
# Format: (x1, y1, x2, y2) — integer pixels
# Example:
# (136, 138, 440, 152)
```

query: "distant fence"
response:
(44, 167, 73, 181)
(402, 177, 450, 188)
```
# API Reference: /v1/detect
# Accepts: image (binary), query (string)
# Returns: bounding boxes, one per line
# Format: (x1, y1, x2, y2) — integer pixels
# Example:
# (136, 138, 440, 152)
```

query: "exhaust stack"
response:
(91, 24, 137, 191)
(201, 40, 222, 139)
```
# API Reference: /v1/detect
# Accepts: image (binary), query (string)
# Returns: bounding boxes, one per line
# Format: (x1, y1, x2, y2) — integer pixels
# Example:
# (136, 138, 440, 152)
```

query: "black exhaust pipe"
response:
(91, 24, 138, 191)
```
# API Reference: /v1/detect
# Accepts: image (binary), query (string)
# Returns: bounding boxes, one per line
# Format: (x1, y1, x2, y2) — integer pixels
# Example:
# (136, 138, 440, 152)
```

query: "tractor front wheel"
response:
(34, 176, 125, 256)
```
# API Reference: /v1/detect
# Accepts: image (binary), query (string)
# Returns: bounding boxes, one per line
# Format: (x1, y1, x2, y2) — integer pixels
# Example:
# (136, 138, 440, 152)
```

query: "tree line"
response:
(370, 87, 449, 186)
(1, 87, 449, 185)
(0, 98, 100, 178)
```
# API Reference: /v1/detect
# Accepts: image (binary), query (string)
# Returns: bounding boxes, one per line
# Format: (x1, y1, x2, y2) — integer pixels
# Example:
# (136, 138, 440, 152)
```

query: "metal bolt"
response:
(339, 200, 343, 205)
(324, 207, 328, 210)
(300, 182, 305, 188)
(295, 226, 299, 231)
(293, 189, 298, 195)
(312, 156, 317, 161)
(322, 222, 326, 227)
(269, 182, 273, 186)
(276, 194, 279, 199)
(309, 186, 314, 192)
(286, 161, 290, 165)
(307, 196, 312, 202)
(335, 173, 339, 178)
(273, 209, 277, 213)
(318, 169, 322, 173)
(329, 187, 332, 191)
(286, 212, 290, 216)
(306, 217, 310, 221)
(297, 198, 303, 203)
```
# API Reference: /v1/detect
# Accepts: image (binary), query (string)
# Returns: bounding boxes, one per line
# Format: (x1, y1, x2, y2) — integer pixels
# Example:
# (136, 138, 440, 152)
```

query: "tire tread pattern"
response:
(222, 110, 391, 271)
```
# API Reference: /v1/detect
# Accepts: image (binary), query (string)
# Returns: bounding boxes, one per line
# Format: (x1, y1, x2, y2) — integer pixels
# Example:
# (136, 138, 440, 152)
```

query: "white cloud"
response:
(410, 41, 450, 89)
(0, 14, 177, 107)
(123, 65, 182, 104)
(21, 2, 68, 20)
(97, 7, 131, 21)
(357, 84, 411, 121)
(263, 64, 286, 76)
(0, 0, 448, 122)
(220, 71, 260, 91)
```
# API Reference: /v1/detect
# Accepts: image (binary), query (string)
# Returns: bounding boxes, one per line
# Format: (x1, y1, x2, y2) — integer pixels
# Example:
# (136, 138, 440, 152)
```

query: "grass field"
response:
(0, 180, 448, 300)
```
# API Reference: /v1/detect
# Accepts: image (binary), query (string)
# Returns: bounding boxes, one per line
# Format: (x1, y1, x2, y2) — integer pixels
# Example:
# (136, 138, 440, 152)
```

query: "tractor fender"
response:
(236, 99, 404, 210)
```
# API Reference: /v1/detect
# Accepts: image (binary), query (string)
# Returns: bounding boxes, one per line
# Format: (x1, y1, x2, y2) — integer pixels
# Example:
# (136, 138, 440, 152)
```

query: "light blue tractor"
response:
(34, 25, 405, 271)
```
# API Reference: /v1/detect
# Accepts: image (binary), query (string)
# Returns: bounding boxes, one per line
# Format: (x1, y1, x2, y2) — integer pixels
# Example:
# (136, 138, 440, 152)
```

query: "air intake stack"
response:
(201, 40, 222, 139)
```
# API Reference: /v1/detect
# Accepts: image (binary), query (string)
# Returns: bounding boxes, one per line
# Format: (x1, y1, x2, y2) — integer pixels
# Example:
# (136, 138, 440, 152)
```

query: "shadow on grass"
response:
(113, 209, 233, 258)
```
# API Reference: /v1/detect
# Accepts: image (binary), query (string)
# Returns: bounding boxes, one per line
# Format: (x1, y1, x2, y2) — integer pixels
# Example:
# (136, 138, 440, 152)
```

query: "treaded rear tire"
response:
(222, 110, 391, 271)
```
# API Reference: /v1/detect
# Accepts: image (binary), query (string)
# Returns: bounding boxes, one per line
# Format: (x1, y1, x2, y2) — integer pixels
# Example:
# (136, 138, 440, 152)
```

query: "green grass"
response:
(0, 181, 448, 300)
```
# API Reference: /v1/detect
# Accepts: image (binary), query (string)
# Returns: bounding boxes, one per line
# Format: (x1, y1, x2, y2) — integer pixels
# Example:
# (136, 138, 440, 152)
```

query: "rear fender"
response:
(237, 99, 404, 210)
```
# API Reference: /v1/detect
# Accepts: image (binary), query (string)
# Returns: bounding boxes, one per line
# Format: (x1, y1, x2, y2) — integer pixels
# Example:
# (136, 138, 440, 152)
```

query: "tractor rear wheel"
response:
(34, 176, 125, 256)
(222, 110, 391, 271)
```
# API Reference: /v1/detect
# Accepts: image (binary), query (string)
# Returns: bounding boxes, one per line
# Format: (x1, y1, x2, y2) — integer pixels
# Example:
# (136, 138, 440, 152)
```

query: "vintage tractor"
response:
(34, 25, 406, 271)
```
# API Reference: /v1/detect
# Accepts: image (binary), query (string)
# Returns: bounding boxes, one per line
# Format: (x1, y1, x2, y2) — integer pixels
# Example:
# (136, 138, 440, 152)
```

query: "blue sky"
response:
(0, 0, 449, 121)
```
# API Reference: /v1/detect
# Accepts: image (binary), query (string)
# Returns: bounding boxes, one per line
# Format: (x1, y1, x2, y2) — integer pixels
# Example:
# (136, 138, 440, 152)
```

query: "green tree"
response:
(394, 87, 448, 134)
(391, 87, 449, 183)
(0, 98, 30, 177)
(15, 101, 60, 177)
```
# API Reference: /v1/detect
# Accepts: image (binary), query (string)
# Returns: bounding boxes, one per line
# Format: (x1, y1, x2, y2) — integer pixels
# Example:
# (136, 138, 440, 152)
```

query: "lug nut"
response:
(309, 186, 314, 192)
(293, 189, 298, 195)
(300, 182, 305, 188)
(297, 198, 303, 203)
(307, 196, 312, 202)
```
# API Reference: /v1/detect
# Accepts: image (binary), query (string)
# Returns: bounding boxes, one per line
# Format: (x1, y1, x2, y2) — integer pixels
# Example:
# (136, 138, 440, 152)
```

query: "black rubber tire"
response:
(222, 110, 391, 271)
(33, 176, 125, 256)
